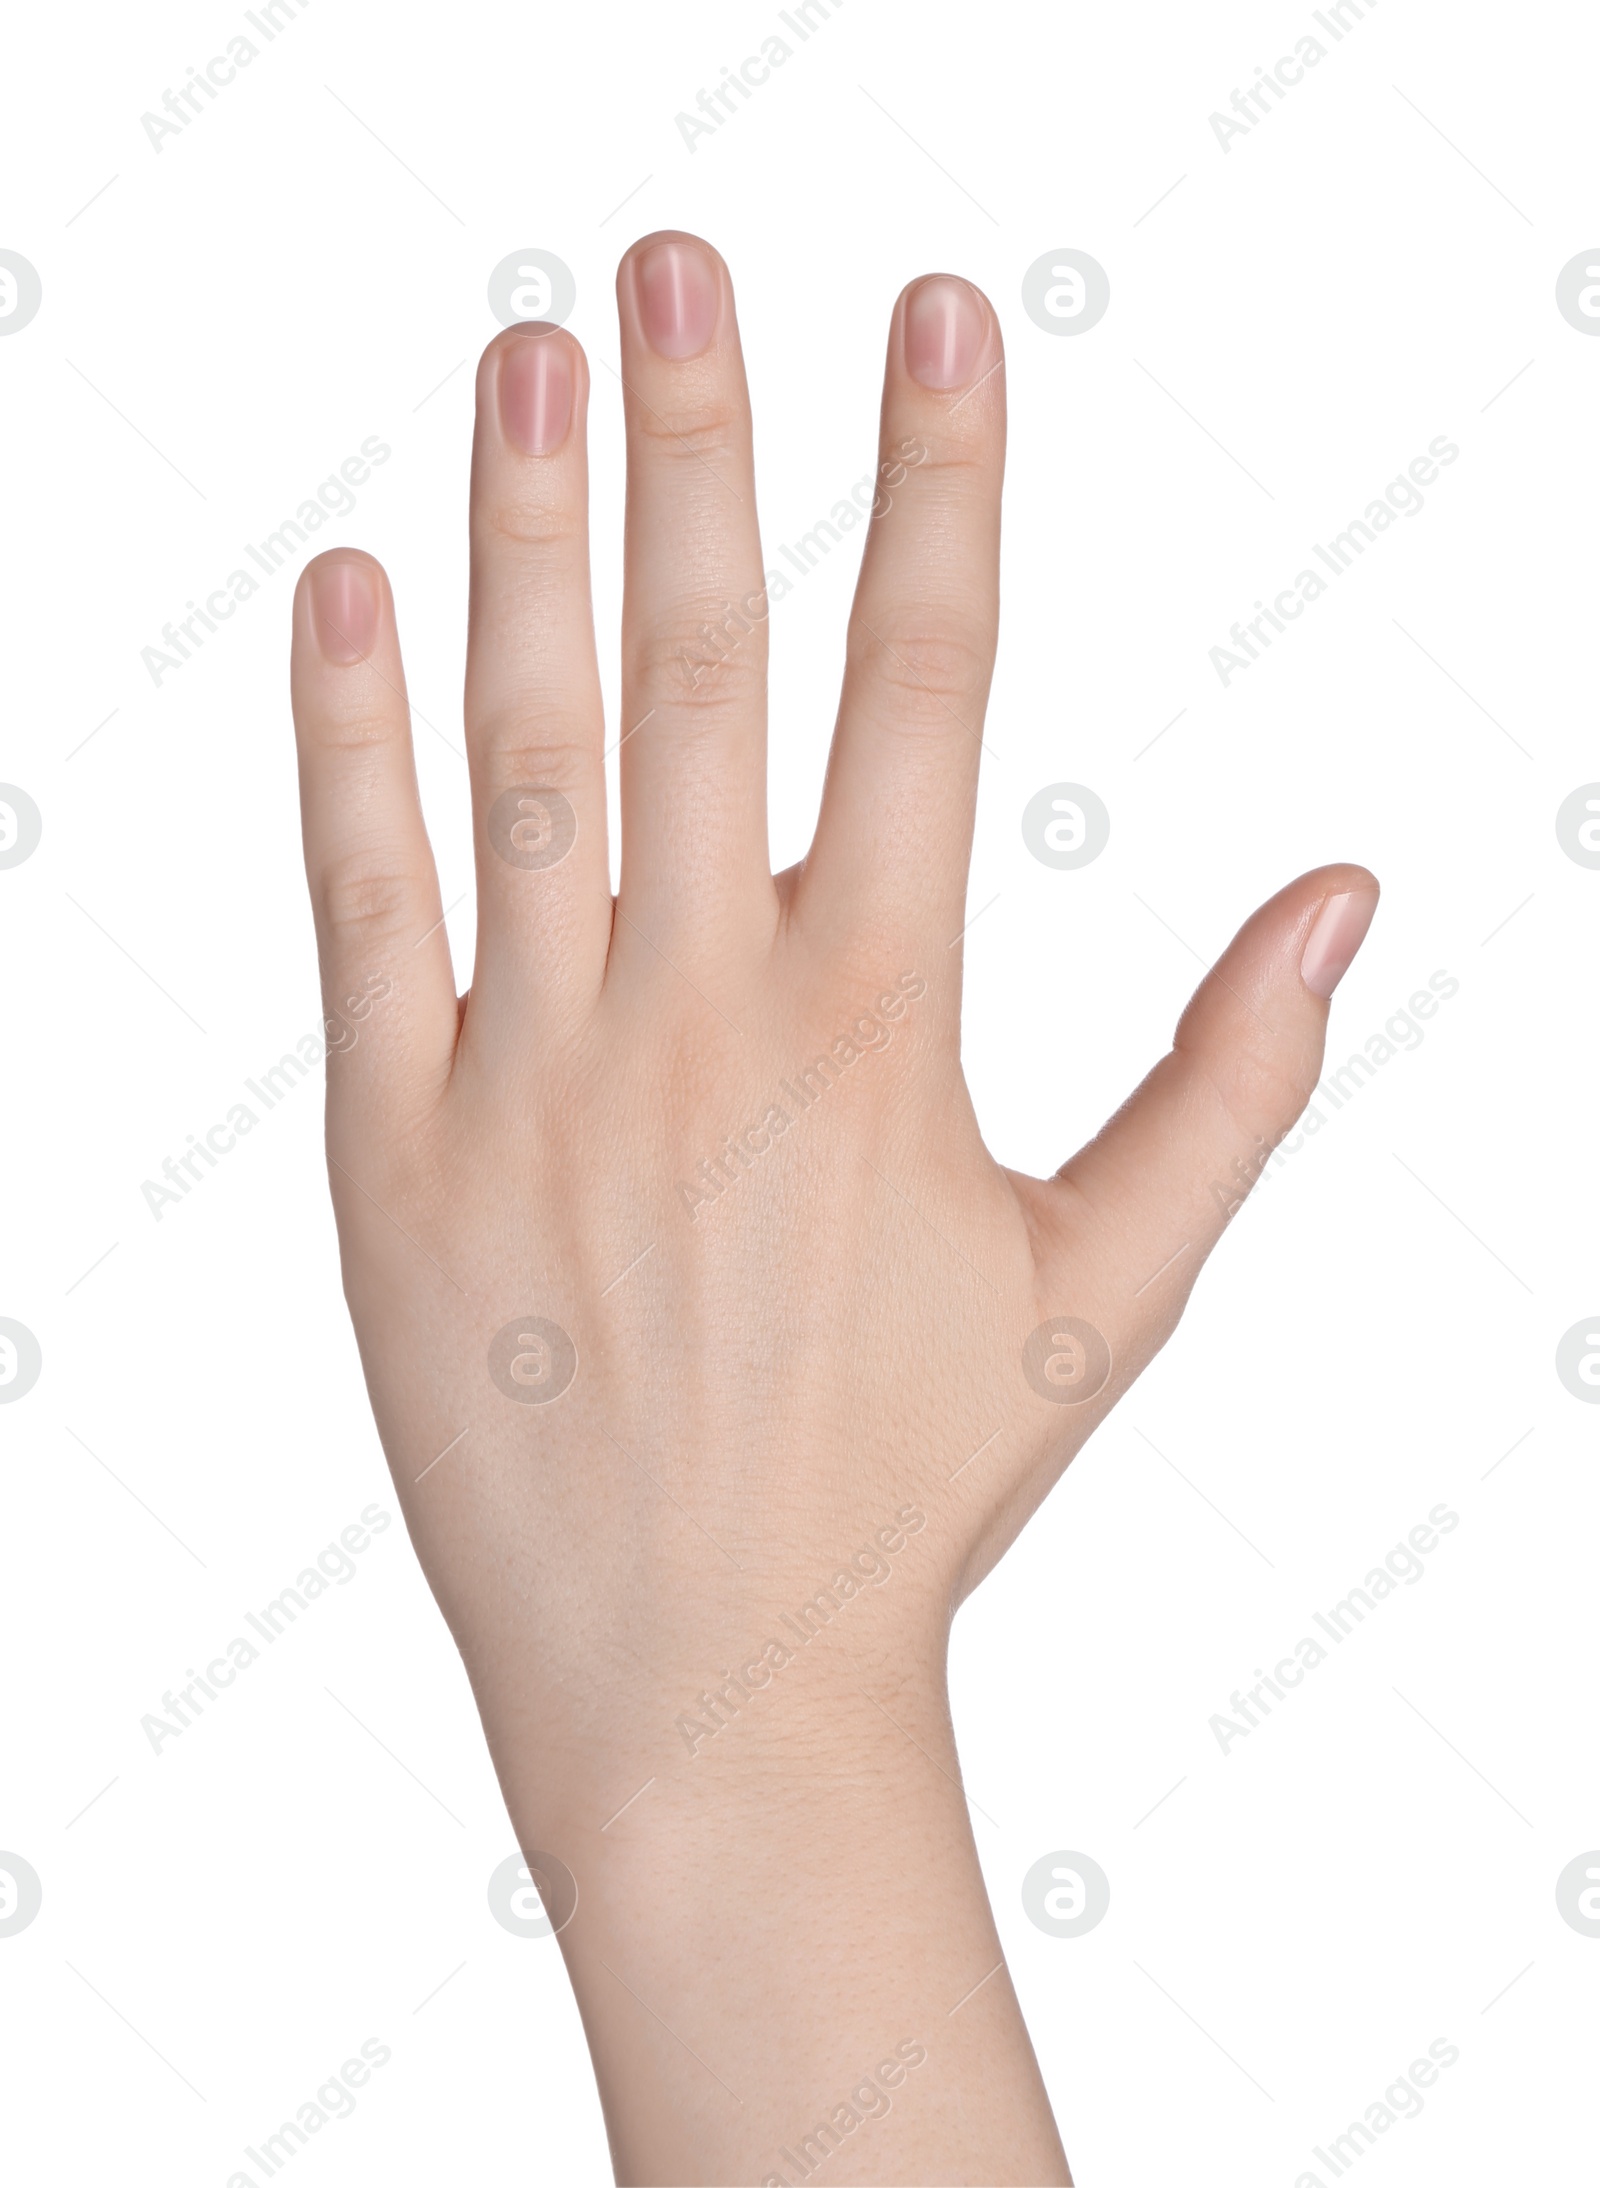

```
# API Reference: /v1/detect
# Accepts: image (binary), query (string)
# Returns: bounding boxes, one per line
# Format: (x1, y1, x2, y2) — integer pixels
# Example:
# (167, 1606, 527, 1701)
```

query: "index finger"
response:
(795, 274, 1005, 959)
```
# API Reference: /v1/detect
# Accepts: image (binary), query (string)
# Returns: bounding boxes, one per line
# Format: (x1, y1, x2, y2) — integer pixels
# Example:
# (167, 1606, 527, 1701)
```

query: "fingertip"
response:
(1299, 874, 1380, 1001)
(297, 549, 390, 670)
(617, 231, 731, 361)
(894, 270, 998, 317)
(617, 228, 730, 286)
(477, 319, 588, 385)
(1246, 864, 1380, 958)
(1299, 860, 1380, 905)
(488, 321, 586, 455)
(897, 273, 1002, 395)
(477, 323, 588, 459)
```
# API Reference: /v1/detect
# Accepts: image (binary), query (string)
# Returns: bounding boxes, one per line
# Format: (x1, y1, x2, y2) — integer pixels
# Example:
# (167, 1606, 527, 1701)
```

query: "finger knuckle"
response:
(892, 442, 991, 489)
(315, 855, 421, 948)
(471, 720, 598, 797)
(477, 497, 583, 557)
(302, 700, 405, 755)
(630, 397, 748, 469)
(850, 615, 993, 728)
(1201, 1038, 1318, 1146)
(630, 607, 768, 720)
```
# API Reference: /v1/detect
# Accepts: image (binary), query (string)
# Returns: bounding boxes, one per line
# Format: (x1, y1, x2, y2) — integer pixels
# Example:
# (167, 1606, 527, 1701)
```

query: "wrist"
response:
(485, 1651, 1065, 2185)
(475, 1496, 954, 1850)
(558, 1716, 1025, 2183)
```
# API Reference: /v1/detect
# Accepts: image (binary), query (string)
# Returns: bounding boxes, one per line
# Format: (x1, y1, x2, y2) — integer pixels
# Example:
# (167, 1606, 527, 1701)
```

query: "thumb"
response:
(1042, 863, 1380, 1347)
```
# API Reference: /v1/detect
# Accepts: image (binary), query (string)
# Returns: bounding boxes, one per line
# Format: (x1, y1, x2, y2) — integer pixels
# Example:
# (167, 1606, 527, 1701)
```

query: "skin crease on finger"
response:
(288, 230, 1377, 2187)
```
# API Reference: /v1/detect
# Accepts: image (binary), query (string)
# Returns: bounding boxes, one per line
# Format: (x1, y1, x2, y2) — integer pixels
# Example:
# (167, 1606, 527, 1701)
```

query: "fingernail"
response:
(499, 331, 574, 455)
(1300, 890, 1378, 999)
(633, 239, 720, 360)
(904, 276, 987, 390)
(310, 560, 379, 666)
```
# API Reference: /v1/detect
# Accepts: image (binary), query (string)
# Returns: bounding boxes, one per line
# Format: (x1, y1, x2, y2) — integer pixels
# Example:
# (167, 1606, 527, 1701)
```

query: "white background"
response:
(2, 1, 1596, 2181)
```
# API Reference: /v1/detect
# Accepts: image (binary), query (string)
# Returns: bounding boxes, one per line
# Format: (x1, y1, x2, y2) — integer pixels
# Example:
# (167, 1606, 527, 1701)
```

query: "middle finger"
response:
(614, 233, 776, 966)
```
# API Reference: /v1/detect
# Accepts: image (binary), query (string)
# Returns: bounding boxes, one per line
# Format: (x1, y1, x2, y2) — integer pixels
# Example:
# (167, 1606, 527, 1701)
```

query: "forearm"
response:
(496, 1654, 1069, 2186)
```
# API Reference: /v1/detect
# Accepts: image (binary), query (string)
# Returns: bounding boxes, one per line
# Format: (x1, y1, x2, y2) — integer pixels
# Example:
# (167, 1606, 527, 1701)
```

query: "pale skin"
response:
(288, 231, 1378, 2186)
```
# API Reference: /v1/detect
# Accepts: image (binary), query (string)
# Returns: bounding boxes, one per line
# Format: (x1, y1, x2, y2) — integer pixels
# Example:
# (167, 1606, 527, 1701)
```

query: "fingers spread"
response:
(798, 275, 1006, 958)
(1038, 866, 1381, 1358)
(290, 552, 458, 1131)
(464, 326, 610, 1045)
(614, 233, 775, 962)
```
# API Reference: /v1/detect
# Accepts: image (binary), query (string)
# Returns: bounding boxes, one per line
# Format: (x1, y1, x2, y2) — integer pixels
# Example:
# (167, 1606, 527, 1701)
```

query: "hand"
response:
(288, 231, 1376, 2186)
